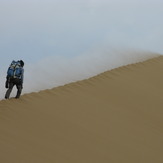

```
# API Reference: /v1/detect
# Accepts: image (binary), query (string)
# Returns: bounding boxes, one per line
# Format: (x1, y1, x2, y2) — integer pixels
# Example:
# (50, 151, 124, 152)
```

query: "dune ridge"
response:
(0, 56, 163, 163)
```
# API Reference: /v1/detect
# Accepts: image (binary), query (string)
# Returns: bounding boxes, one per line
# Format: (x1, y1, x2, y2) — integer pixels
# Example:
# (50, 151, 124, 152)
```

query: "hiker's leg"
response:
(5, 82, 14, 99)
(15, 84, 22, 98)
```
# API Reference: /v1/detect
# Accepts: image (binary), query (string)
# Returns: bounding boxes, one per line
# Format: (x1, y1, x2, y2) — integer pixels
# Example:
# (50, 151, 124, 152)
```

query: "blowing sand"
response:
(0, 56, 163, 163)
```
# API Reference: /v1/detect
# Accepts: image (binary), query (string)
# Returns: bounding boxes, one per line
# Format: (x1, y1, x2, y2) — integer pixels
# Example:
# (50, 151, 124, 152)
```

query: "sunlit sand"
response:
(0, 56, 163, 163)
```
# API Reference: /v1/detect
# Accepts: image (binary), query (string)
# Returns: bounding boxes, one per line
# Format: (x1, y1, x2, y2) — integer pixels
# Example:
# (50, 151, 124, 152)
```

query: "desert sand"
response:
(0, 56, 163, 163)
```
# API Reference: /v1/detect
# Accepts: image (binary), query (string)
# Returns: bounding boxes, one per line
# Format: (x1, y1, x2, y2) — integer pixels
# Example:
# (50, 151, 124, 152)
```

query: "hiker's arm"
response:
(5, 70, 10, 88)
(5, 77, 9, 88)
(21, 69, 24, 87)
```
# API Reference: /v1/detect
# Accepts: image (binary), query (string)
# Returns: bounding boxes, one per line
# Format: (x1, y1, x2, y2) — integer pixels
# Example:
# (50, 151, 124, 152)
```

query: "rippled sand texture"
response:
(0, 56, 163, 163)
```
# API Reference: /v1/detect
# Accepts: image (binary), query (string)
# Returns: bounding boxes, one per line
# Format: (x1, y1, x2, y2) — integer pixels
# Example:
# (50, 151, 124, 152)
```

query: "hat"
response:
(19, 60, 24, 67)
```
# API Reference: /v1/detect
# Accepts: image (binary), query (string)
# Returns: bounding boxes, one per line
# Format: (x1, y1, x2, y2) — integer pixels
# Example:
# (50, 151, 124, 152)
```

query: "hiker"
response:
(5, 60, 24, 99)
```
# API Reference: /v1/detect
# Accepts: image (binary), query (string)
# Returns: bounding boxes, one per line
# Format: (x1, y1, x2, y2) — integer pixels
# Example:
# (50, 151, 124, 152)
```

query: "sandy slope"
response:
(0, 56, 163, 163)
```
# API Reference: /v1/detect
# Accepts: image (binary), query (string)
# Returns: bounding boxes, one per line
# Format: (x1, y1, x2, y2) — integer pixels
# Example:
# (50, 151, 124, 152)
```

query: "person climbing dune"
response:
(5, 60, 24, 99)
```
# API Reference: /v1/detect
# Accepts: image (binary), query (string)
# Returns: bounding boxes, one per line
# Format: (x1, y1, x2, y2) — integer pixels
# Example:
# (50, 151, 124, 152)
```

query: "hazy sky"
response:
(0, 0, 163, 67)
(0, 0, 163, 98)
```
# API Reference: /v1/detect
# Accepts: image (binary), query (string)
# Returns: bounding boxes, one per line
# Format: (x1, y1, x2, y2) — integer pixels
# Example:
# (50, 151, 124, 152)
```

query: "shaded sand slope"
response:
(0, 56, 163, 163)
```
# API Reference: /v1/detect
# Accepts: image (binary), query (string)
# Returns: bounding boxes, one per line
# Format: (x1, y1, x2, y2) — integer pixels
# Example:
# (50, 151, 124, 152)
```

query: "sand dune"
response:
(0, 56, 163, 163)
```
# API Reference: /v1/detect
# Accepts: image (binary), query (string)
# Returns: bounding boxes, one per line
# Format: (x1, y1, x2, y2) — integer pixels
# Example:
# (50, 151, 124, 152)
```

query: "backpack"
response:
(7, 60, 22, 78)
